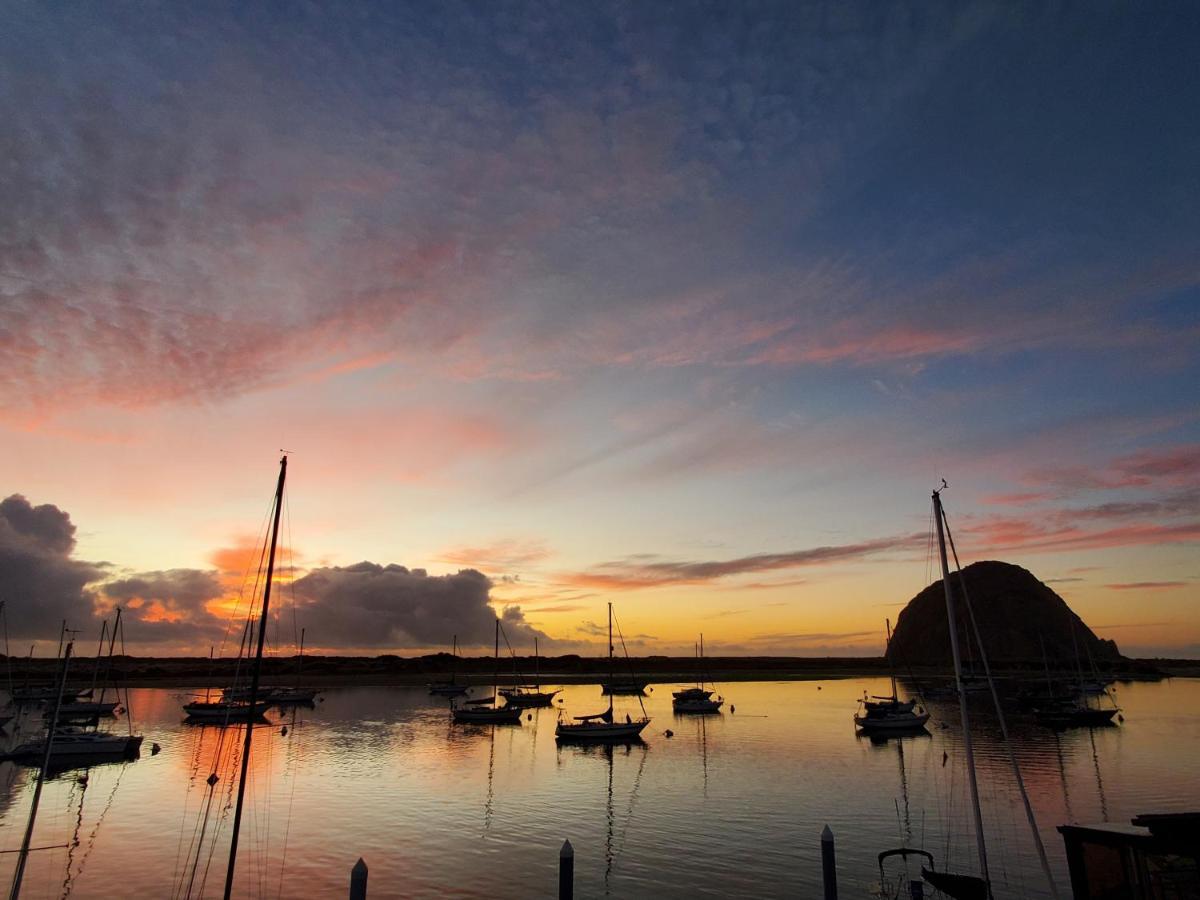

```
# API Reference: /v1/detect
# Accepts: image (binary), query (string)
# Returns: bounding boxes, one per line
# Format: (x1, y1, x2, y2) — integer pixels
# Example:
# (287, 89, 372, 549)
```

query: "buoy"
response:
(206, 772, 219, 786)
(1117, 714, 1124, 723)
(527, 714, 533, 721)
(664, 729, 674, 738)
(730, 705, 735, 713)
(281, 725, 288, 736)
(817, 685, 822, 690)
(151, 743, 162, 755)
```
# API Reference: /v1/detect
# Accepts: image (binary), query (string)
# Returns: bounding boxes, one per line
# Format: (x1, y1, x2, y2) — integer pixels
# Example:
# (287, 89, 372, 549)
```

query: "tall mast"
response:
(886, 618, 898, 702)
(932, 487, 990, 895)
(298, 626, 306, 685)
(493, 619, 500, 700)
(88, 620, 108, 697)
(97, 608, 122, 707)
(10, 631, 73, 900)
(607, 602, 614, 719)
(534, 637, 540, 691)
(223, 454, 288, 900)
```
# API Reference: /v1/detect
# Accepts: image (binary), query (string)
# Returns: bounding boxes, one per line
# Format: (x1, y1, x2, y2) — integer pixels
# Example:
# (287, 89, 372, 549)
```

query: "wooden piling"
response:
(349, 857, 368, 900)
(559, 839, 574, 900)
(821, 824, 838, 900)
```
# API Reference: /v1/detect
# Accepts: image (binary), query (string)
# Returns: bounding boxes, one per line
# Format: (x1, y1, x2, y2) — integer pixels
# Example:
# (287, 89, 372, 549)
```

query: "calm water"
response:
(0, 677, 1197, 898)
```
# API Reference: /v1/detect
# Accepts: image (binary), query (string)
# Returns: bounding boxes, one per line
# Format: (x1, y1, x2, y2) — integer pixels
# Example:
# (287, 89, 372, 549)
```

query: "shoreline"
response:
(0, 653, 1186, 689)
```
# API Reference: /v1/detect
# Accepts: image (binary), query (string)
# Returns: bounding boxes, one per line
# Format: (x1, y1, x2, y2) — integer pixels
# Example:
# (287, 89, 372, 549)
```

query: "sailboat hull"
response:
(555, 719, 650, 741)
(499, 690, 560, 708)
(451, 706, 523, 724)
(673, 699, 723, 713)
(428, 684, 469, 697)
(854, 711, 931, 733)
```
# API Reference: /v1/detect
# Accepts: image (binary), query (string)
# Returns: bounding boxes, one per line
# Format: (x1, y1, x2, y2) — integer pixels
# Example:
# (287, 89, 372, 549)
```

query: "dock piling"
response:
(821, 824, 838, 900)
(559, 839, 574, 900)
(349, 857, 368, 900)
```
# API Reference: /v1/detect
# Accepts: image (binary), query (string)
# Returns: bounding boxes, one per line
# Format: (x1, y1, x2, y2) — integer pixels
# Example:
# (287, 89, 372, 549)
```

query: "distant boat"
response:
(273, 627, 319, 705)
(672, 635, 723, 714)
(429, 635, 470, 698)
(854, 619, 928, 734)
(5, 728, 144, 763)
(1031, 630, 1120, 729)
(601, 680, 648, 696)
(183, 699, 272, 722)
(499, 637, 561, 708)
(451, 621, 522, 725)
(557, 603, 650, 742)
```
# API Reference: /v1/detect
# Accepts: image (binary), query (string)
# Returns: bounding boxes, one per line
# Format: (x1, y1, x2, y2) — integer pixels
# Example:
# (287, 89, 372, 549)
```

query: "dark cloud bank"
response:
(0, 493, 542, 653)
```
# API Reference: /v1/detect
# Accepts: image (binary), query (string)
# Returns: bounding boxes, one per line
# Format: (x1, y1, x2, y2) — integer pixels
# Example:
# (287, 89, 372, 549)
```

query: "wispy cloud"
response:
(560, 535, 922, 590)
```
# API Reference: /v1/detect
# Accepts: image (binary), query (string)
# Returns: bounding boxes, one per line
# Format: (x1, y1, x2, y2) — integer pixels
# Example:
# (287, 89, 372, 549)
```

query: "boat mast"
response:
(298, 626, 305, 686)
(493, 618, 500, 700)
(607, 602, 614, 719)
(886, 619, 898, 702)
(10, 630, 73, 900)
(97, 608, 123, 707)
(223, 454, 287, 900)
(932, 486, 990, 895)
(88, 620, 108, 697)
(534, 636, 541, 692)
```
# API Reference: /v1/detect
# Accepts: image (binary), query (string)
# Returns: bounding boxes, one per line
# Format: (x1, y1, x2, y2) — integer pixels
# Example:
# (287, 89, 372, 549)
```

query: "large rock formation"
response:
(889, 560, 1121, 667)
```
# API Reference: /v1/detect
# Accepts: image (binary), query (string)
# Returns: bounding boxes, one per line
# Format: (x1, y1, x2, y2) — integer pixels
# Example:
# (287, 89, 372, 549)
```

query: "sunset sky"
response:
(2, 3, 1197, 659)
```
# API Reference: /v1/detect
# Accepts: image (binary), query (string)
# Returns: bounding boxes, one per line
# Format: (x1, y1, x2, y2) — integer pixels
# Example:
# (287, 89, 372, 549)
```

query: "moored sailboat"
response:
(854, 619, 928, 734)
(557, 603, 650, 742)
(451, 621, 522, 725)
(500, 637, 561, 708)
(672, 635, 723, 714)
(429, 635, 470, 698)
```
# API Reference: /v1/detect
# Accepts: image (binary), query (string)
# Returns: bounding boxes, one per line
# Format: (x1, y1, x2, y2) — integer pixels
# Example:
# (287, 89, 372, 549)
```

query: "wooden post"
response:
(559, 839, 574, 900)
(821, 825, 838, 900)
(349, 857, 368, 900)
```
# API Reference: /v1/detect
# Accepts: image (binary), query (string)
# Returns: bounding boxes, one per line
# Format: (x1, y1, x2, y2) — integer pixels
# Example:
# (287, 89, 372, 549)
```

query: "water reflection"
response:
(0, 678, 1193, 898)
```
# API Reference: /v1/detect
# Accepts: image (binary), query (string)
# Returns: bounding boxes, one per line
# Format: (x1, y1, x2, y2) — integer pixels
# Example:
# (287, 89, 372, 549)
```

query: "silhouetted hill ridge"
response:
(889, 560, 1121, 666)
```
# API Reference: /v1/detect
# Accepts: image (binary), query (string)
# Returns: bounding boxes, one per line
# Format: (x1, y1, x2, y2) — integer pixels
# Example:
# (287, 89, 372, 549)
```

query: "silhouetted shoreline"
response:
(0, 653, 1181, 688)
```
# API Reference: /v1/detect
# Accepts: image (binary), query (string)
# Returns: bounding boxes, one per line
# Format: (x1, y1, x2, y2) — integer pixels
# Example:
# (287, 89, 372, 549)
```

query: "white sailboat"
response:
(557, 603, 650, 741)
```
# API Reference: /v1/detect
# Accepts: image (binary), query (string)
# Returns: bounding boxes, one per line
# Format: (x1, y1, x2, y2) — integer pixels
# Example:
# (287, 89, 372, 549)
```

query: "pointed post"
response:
(559, 839, 574, 900)
(821, 825, 838, 900)
(349, 857, 368, 900)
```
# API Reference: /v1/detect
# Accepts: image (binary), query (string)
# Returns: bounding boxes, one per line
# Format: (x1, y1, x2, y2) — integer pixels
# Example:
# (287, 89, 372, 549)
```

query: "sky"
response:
(1, 2, 1197, 659)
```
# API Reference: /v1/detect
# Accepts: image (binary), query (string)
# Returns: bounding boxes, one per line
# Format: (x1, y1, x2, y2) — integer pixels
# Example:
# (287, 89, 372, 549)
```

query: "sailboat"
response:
(672, 635, 723, 713)
(429, 635, 470, 698)
(1032, 627, 1119, 728)
(3, 622, 144, 767)
(854, 619, 928, 734)
(557, 603, 650, 741)
(273, 627, 319, 705)
(500, 637, 561, 708)
(56, 615, 123, 719)
(451, 620, 522, 724)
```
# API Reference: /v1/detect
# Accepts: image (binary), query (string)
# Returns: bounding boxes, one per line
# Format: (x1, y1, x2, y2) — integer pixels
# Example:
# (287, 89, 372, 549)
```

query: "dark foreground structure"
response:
(1058, 813, 1199, 899)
